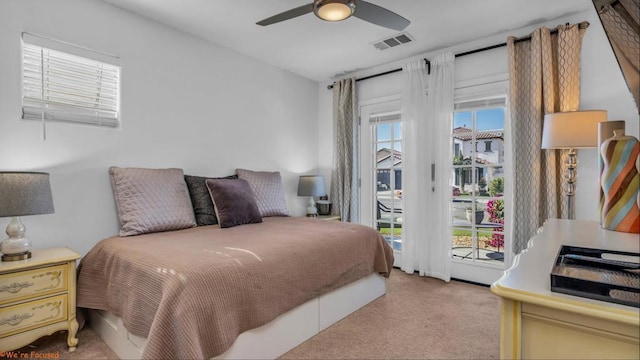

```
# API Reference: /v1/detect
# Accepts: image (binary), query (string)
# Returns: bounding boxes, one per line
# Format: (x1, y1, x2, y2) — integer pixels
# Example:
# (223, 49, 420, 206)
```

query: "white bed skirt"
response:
(88, 273, 386, 359)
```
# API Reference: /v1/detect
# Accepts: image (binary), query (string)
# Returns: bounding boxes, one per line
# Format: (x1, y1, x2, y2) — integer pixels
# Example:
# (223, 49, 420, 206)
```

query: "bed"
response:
(77, 216, 393, 359)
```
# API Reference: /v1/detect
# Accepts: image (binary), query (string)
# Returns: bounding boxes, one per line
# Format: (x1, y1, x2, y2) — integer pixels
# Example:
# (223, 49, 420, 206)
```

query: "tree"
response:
(489, 177, 504, 196)
(478, 177, 487, 192)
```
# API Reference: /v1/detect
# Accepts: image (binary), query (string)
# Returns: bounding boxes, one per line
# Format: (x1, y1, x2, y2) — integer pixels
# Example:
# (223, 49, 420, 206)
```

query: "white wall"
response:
(318, 6, 639, 222)
(0, 0, 319, 256)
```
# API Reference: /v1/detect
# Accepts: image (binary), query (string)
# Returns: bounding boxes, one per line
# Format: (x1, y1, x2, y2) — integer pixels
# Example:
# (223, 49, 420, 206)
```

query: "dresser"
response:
(491, 219, 639, 360)
(0, 248, 81, 352)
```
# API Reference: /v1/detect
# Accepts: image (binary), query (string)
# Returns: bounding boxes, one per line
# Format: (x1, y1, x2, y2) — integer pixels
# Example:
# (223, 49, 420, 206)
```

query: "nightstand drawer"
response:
(0, 294, 67, 337)
(0, 264, 67, 305)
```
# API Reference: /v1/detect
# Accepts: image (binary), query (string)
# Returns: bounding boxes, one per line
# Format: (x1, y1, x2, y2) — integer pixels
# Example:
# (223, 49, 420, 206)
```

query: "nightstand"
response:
(316, 215, 341, 221)
(0, 247, 81, 352)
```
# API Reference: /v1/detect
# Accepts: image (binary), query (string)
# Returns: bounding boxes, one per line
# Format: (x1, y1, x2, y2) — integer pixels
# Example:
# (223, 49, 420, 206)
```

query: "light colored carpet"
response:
(11, 269, 500, 359)
(279, 269, 500, 359)
(10, 324, 118, 359)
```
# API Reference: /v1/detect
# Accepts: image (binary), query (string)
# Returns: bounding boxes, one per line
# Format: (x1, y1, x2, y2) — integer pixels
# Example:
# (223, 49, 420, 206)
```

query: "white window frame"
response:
(450, 75, 514, 284)
(21, 33, 121, 128)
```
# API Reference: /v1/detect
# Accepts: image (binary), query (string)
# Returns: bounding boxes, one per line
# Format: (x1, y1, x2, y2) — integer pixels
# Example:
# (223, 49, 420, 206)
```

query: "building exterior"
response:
(453, 127, 504, 192)
(376, 148, 402, 190)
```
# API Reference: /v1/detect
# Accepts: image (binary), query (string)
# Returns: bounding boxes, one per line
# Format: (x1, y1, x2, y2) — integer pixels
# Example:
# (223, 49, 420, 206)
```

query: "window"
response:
(22, 33, 121, 128)
(371, 114, 403, 251)
(451, 96, 507, 266)
(359, 101, 404, 267)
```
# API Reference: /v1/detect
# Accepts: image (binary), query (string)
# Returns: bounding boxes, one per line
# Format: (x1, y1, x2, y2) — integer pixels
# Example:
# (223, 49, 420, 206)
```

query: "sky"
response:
(454, 108, 505, 131)
(376, 122, 402, 151)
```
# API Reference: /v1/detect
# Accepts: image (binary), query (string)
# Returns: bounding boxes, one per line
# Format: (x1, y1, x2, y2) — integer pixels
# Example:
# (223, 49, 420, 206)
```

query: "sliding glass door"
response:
(359, 92, 511, 282)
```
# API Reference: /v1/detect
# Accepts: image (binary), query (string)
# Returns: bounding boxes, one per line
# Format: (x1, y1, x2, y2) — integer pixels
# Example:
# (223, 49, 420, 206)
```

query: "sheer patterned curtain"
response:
(331, 78, 358, 222)
(401, 53, 455, 281)
(508, 23, 588, 254)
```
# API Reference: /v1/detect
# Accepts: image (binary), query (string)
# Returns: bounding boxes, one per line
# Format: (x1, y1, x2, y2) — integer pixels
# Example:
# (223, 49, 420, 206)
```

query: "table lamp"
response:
(541, 110, 607, 219)
(0, 172, 54, 261)
(297, 175, 325, 217)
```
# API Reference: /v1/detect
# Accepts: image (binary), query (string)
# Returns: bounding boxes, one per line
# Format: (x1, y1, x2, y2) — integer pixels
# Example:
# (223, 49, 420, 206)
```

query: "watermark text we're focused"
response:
(0, 351, 60, 359)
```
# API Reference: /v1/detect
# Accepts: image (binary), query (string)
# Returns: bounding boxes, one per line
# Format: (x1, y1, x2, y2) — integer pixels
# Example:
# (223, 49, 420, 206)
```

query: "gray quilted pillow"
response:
(236, 169, 290, 217)
(109, 167, 196, 236)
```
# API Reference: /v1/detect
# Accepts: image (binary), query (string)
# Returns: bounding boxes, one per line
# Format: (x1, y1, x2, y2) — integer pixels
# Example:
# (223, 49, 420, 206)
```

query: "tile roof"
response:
(453, 127, 503, 140)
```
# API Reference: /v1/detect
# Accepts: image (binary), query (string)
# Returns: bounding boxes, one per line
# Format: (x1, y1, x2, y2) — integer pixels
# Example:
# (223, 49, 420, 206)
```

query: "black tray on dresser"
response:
(550, 245, 640, 308)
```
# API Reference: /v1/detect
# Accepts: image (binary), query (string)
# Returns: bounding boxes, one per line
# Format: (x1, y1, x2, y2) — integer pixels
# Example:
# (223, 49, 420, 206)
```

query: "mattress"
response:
(77, 216, 393, 359)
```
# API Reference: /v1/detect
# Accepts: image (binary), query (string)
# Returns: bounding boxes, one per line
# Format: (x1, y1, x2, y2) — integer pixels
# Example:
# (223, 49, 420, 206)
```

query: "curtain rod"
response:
(327, 21, 589, 90)
(327, 58, 429, 90)
(456, 21, 590, 57)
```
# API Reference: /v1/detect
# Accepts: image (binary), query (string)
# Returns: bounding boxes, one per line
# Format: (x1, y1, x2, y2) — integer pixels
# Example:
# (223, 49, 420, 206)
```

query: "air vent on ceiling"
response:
(372, 32, 414, 50)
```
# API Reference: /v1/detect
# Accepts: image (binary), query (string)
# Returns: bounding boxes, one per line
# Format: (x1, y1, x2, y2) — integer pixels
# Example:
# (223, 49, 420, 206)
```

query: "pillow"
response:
(205, 178, 262, 228)
(184, 174, 236, 226)
(109, 167, 196, 236)
(236, 169, 290, 217)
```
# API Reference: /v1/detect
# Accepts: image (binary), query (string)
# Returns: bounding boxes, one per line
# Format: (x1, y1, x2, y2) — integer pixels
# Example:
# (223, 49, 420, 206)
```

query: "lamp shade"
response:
(541, 110, 607, 149)
(0, 172, 54, 217)
(297, 175, 326, 197)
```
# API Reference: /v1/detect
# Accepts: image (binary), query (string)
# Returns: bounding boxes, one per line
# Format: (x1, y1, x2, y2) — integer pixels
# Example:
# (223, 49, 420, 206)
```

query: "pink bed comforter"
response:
(77, 217, 393, 359)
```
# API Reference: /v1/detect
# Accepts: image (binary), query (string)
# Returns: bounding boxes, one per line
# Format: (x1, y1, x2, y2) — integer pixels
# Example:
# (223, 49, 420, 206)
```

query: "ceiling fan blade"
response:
(353, 0, 410, 31)
(256, 3, 314, 26)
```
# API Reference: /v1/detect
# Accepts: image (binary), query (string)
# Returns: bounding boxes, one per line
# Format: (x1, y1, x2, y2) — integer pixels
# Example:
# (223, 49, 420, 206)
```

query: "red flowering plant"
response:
(486, 198, 504, 249)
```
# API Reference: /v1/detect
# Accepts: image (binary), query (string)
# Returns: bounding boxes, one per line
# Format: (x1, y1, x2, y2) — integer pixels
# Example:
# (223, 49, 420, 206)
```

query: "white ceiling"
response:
(102, 0, 593, 82)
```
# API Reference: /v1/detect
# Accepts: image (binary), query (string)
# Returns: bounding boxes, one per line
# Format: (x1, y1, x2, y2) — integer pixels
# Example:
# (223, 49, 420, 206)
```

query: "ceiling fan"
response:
(256, 0, 410, 31)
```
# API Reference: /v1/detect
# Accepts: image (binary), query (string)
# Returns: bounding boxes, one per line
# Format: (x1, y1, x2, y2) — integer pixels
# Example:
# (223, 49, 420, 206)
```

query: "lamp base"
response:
(306, 197, 318, 217)
(565, 148, 578, 220)
(2, 251, 32, 262)
(1, 216, 33, 257)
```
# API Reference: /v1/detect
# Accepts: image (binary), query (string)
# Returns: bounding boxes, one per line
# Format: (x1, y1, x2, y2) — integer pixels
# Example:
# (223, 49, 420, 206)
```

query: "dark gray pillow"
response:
(185, 174, 236, 226)
(205, 178, 262, 228)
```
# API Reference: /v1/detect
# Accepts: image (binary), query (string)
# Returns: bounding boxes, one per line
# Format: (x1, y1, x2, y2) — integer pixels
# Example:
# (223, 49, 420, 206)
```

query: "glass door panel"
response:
(373, 120, 403, 252)
(451, 105, 506, 267)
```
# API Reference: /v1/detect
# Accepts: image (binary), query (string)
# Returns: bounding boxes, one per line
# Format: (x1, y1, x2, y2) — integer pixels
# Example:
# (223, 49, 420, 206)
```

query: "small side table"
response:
(316, 215, 341, 221)
(0, 247, 81, 352)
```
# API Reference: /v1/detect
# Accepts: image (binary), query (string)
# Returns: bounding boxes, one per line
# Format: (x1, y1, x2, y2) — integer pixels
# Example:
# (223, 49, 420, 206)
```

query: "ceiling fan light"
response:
(314, 0, 356, 22)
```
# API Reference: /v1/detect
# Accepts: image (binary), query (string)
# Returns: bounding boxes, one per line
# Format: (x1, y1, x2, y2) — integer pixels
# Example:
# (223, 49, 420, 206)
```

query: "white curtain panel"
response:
(401, 59, 429, 276)
(401, 53, 455, 281)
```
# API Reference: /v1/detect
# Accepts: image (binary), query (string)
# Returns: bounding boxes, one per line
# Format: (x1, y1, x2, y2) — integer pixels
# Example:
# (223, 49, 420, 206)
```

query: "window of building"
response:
(484, 141, 492, 152)
(22, 33, 121, 128)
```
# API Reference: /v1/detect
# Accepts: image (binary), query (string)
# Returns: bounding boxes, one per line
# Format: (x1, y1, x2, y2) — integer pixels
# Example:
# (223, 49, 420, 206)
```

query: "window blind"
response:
(22, 34, 121, 128)
(369, 113, 401, 124)
(454, 97, 506, 111)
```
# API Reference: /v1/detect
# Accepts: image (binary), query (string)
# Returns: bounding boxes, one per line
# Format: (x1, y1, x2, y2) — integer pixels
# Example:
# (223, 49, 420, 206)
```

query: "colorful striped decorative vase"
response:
(600, 130, 639, 233)
(598, 121, 626, 221)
